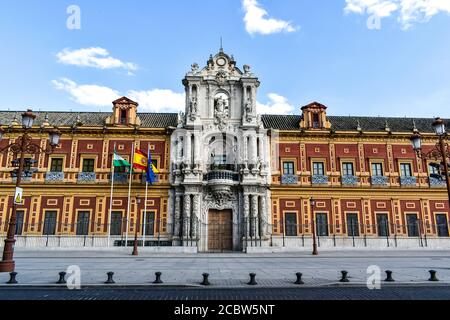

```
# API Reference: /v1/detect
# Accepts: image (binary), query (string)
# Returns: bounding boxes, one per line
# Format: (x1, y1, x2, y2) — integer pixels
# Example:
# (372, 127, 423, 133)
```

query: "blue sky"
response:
(0, 0, 450, 117)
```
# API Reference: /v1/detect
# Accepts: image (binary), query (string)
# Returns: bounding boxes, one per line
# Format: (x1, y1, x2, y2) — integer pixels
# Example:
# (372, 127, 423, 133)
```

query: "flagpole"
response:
(142, 144, 150, 248)
(125, 141, 135, 247)
(107, 143, 116, 247)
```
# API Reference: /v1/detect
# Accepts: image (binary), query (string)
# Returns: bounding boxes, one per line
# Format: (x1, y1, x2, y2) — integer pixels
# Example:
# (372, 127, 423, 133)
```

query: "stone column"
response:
(258, 135, 264, 161)
(177, 135, 183, 160)
(183, 195, 191, 240)
(259, 195, 267, 238)
(250, 135, 257, 164)
(194, 132, 201, 167)
(243, 194, 250, 238)
(185, 132, 192, 165)
(251, 195, 259, 237)
(191, 194, 201, 238)
(173, 195, 181, 238)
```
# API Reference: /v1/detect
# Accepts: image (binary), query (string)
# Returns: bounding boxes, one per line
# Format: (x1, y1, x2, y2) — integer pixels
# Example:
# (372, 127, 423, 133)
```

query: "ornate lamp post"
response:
(0, 110, 61, 273)
(132, 195, 141, 256)
(410, 117, 450, 204)
(310, 198, 318, 256)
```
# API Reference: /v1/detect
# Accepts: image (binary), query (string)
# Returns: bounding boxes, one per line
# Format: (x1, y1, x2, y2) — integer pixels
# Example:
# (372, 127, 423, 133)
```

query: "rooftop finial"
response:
(220, 36, 223, 53)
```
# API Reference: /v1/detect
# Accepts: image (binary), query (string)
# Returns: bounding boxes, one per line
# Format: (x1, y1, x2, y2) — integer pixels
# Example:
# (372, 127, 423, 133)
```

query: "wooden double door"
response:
(208, 210, 233, 252)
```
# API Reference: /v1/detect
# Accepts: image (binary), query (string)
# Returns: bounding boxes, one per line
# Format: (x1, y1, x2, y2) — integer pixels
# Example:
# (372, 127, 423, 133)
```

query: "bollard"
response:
(248, 273, 257, 286)
(56, 272, 67, 284)
(105, 272, 115, 284)
(384, 270, 395, 282)
(6, 272, 18, 285)
(429, 270, 439, 282)
(201, 273, 211, 286)
(339, 271, 349, 283)
(295, 272, 304, 285)
(153, 272, 163, 284)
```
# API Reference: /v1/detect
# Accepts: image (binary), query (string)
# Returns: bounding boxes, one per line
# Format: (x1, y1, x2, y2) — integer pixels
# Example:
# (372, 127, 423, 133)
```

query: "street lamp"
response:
(132, 195, 141, 256)
(310, 198, 318, 256)
(0, 110, 62, 273)
(410, 117, 450, 204)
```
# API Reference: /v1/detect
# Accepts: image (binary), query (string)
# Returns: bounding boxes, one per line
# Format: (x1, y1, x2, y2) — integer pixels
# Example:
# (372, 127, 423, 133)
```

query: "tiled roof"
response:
(0, 110, 444, 133)
(0, 111, 178, 129)
(262, 115, 444, 133)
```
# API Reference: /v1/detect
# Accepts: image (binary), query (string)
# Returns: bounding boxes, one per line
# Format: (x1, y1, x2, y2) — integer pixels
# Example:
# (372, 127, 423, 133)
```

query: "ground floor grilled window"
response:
(316, 213, 328, 236)
(43, 211, 57, 235)
(76, 211, 90, 236)
(377, 214, 389, 237)
(284, 212, 297, 236)
(110, 212, 123, 236)
(346, 213, 359, 237)
(406, 214, 419, 237)
(144, 212, 155, 236)
(436, 214, 449, 237)
(15, 210, 25, 235)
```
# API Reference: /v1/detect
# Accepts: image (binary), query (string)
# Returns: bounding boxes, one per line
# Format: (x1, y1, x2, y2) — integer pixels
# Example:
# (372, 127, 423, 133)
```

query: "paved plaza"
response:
(0, 249, 449, 288)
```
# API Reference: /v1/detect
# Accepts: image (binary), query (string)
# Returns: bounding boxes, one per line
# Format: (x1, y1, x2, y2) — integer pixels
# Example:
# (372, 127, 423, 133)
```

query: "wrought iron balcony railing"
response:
(110, 173, 129, 184)
(77, 172, 96, 183)
(400, 176, 417, 186)
(206, 170, 239, 182)
(312, 175, 329, 185)
(429, 176, 446, 187)
(45, 172, 64, 182)
(281, 174, 298, 185)
(341, 175, 359, 186)
(371, 176, 389, 186)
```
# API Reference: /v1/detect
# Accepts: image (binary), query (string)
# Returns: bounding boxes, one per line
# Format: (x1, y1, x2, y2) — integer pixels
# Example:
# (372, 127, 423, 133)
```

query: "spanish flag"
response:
(133, 149, 148, 171)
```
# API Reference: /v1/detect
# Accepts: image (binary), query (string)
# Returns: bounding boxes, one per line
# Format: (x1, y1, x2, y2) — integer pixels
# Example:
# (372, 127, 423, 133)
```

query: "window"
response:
(429, 163, 439, 175)
(371, 163, 383, 176)
(43, 211, 57, 235)
(110, 212, 123, 236)
(120, 109, 127, 124)
(312, 113, 320, 128)
(50, 158, 63, 172)
(342, 162, 354, 176)
(213, 154, 226, 165)
(400, 163, 412, 177)
(15, 210, 25, 236)
(316, 213, 329, 237)
(144, 212, 155, 236)
(283, 162, 295, 175)
(436, 214, 449, 237)
(376, 214, 389, 237)
(82, 159, 95, 173)
(406, 214, 419, 237)
(284, 213, 298, 236)
(76, 211, 90, 236)
(313, 162, 325, 175)
(151, 159, 158, 170)
(346, 213, 360, 237)
(24, 158, 33, 171)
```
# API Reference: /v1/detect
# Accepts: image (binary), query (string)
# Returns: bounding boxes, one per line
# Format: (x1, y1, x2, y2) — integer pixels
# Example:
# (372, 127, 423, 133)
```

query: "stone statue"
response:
(189, 97, 198, 121)
(177, 111, 185, 128)
(245, 98, 253, 123)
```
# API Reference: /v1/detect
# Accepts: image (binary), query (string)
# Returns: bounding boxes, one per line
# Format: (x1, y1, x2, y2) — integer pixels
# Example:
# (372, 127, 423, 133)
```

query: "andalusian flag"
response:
(113, 152, 130, 167)
(133, 149, 148, 171)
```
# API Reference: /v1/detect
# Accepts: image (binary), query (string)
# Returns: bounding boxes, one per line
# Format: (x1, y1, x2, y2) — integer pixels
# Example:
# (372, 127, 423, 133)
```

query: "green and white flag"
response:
(113, 152, 131, 167)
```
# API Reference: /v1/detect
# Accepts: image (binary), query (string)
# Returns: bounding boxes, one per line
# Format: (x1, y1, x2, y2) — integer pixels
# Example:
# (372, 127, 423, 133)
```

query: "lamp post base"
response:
(0, 260, 15, 273)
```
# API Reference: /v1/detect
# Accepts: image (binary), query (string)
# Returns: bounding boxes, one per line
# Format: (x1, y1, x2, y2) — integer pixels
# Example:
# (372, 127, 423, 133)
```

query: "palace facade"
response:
(0, 49, 449, 252)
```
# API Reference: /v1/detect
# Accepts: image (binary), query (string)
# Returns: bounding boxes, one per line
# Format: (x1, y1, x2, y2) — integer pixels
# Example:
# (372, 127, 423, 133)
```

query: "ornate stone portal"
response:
(170, 49, 271, 252)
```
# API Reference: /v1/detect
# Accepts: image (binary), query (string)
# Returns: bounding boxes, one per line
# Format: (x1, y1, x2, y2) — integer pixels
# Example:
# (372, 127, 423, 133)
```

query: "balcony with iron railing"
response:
(45, 172, 65, 183)
(341, 175, 359, 186)
(311, 175, 329, 185)
(281, 174, 299, 185)
(371, 176, 389, 186)
(400, 176, 417, 187)
(77, 172, 97, 183)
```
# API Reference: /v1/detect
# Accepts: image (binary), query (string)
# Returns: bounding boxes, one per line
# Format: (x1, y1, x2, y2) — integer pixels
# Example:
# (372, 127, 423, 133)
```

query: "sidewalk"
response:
(0, 249, 449, 288)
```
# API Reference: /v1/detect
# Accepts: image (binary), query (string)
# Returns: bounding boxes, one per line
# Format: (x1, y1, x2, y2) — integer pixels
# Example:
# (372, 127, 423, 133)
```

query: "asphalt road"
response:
(1, 285, 450, 300)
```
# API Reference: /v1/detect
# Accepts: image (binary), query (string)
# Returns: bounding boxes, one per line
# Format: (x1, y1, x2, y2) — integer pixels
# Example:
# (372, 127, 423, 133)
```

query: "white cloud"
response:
(127, 89, 185, 113)
(52, 78, 120, 107)
(345, 0, 450, 29)
(52, 78, 185, 112)
(257, 93, 295, 115)
(56, 47, 138, 72)
(242, 0, 298, 35)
